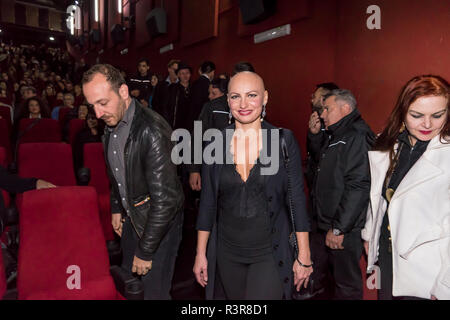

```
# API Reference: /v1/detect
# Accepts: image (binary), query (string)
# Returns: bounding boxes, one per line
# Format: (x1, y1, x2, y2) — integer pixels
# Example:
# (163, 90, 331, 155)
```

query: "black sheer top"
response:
(217, 160, 272, 259)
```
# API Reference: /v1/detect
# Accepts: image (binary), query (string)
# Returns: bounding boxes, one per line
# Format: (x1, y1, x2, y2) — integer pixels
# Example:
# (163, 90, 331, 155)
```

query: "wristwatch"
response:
(332, 228, 343, 236)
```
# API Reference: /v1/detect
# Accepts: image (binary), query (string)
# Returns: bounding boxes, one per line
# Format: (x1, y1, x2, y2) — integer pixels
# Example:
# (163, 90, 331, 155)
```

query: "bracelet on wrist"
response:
(296, 258, 313, 268)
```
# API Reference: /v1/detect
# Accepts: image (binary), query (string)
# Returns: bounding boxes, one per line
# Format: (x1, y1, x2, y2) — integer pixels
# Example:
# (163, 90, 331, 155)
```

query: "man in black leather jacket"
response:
(308, 89, 374, 299)
(82, 64, 184, 299)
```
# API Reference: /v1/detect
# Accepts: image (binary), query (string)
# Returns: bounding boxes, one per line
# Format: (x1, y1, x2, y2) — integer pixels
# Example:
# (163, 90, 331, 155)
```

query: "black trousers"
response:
(311, 228, 363, 300)
(121, 213, 183, 300)
(216, 246, 283, 300)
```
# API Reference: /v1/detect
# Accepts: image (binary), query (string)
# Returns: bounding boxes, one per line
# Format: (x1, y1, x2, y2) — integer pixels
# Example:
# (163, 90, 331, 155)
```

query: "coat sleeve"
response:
(361, 203, 373, 241)
(196, 161, 216, 231)
(331, 134, 371, 233)
(0, 165, 37, 193)
(135, 126, 184, 261)
(285, 129, 311, 232)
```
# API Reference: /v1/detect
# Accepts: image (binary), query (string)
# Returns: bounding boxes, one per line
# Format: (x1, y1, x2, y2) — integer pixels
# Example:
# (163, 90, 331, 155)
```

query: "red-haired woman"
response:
(362, 75, 449, 300)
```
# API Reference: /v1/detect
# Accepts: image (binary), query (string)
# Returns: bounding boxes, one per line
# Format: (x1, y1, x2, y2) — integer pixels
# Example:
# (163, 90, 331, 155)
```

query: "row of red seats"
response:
(11, 143, 114, 242)
(0, 143, 123, 299)
(0, 186, 124, 299)
(0, 104, 74, 129)
(0, 117, 85, 164)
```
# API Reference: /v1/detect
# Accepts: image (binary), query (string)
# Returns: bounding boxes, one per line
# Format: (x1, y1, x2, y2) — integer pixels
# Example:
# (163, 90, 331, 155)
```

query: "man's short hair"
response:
(211, 78, 229, 94)
(325, 89, 357, 110)
(232, 62, 255, 75)
(167, 59, 180, 68)
(63, 92, 74, 99)
(82, 64, 126, 94)
(200, 61, 216, 74)
(138, 58, 150, 66)
(316, 82, 339, 91)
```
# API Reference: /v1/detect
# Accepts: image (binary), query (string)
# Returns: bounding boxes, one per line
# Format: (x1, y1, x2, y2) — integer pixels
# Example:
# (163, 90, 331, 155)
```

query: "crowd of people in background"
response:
(0, 41, 241, 177)
(0, 40, 448, 301)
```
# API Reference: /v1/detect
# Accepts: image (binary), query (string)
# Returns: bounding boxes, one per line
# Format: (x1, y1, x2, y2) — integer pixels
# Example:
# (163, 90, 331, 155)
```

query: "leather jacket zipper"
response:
(124, 137, 141, 237)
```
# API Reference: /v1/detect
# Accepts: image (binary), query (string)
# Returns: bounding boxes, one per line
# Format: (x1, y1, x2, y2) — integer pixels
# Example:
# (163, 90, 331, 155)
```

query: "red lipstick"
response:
(419, 130, 432, 135)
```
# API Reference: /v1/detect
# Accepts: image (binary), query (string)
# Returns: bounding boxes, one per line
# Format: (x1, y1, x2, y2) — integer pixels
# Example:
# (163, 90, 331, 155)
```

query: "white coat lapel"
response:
(391, 150, 442, 201)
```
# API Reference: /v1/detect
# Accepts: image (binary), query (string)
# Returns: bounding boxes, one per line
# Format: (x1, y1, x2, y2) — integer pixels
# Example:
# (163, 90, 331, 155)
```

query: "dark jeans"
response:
(121, 212, 183, 300)
(216, 246, 283, 300)
(312, 228, 363, 300)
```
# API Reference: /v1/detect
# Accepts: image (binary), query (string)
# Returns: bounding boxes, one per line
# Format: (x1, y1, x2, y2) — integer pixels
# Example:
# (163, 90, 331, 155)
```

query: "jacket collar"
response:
(104, 99, 144, 140)
(327, 108, 361, 136)
(369, 133, 448, 201)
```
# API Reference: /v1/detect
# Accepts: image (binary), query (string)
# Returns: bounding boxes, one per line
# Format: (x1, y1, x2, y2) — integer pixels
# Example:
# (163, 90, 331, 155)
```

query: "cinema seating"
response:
(17, 143, 76, 186)
(68, 119, 85, 147)
(0, 247, 6, 299)
(0, 147, 10, 209)
(17, 186, 121, 299)
(0, 104, 12, 131)
(0, 119, 11, 163)
(83, 143, 115, 242)
(17, 118, 61, 144)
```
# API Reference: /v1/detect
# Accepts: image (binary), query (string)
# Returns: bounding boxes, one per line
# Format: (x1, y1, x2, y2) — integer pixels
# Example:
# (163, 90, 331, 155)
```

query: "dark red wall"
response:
(89, 0, 338, 155)
(84, 0, 450, 153)
(335, 0, 450, 133)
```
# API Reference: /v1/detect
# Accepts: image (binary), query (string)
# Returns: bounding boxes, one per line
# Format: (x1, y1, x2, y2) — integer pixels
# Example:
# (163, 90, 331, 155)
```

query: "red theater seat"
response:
(17, 118, 61, 144)
(0, 119, 11, 163)
(58, 107, 71, 123)
(0, 147, 10, 208)
(0, 246, 6, 299)
(0, 105, 12, 131)
(17, 186, 121, 300)
(83, 143, 114, 241)
(18, 143, 76, 186)
(68, 119, 85, 147)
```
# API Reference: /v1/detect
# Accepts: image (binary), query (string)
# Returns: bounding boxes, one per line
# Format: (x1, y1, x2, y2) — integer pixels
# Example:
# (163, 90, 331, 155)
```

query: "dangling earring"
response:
(261, 104, 266, 122)
(228, 111, 232, 124)
(399, 122, 406, 133)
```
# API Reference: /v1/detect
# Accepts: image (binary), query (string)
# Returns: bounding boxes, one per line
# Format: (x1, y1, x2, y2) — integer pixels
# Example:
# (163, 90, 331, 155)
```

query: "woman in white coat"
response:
(362, 75, 449, 300)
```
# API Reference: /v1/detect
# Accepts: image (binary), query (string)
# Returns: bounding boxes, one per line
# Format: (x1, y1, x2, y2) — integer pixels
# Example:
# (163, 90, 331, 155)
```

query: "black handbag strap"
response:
(279, 128, 299, 257)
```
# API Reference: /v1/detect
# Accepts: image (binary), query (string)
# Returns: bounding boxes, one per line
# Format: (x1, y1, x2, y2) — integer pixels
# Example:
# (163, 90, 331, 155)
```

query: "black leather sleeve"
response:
(135, 126, 184, 261)
(110, 185, 123, 214)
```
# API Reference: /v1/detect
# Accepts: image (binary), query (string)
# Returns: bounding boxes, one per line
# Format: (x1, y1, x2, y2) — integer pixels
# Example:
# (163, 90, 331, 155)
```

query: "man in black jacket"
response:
(127, 58, 152, 107)
(308, 89, 374, 299)
(189, 61, 216, 128)
(188, 77, 230, 191)
(165, 63, 192, 131)
(82, 64, 184, 299)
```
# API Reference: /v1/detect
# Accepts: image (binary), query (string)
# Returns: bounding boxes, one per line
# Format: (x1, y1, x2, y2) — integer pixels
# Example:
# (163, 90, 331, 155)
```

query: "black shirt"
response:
(217, 160, 272, 260)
